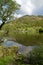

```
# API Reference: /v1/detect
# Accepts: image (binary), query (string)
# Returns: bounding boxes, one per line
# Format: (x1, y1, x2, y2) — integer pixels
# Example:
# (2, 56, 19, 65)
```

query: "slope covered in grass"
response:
(0, 15, 43, 45)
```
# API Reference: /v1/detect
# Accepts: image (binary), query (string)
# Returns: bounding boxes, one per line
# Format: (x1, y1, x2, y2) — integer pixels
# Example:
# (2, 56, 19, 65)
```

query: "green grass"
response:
(28, 45, 43, 65)
(0, 46, 30, 65)
(0, 56, 13, 65)
(0, 46, 18, 65)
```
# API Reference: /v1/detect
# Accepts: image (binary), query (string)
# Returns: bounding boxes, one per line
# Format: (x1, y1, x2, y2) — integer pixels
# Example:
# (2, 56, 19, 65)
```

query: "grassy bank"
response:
(0, 46, 30, 65)
(0, 45, 43, 65)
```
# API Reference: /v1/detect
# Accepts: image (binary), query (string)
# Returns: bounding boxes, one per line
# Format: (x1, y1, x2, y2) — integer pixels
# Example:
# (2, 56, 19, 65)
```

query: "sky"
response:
(15, 0, 43, 18)
(0, 0, 43, 23)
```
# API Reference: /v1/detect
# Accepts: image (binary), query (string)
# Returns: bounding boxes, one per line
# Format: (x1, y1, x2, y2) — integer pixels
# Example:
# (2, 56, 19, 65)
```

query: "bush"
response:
(28, 46, 43, 65)
(39, 28, 43, 33)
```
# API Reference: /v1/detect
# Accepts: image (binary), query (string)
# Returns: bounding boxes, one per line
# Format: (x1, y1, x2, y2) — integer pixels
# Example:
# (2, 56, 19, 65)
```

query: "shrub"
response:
(28, 46, 43, 65)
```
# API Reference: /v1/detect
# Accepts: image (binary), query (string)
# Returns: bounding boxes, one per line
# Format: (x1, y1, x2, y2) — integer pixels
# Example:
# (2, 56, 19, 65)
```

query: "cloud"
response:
(16, 0, 22, 5)
(16, 0, 43, 17)
(21, 0, 35, 15)
(14, 13, 23, 18)
(32, 0, 43, 15)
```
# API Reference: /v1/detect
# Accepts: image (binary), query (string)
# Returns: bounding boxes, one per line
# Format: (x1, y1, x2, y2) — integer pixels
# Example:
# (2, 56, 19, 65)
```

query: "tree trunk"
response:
(0, 22, 5, 30)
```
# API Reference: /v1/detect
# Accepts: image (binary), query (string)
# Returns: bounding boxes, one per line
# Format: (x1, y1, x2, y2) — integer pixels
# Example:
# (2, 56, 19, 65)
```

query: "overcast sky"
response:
(15, 0, 43, 17)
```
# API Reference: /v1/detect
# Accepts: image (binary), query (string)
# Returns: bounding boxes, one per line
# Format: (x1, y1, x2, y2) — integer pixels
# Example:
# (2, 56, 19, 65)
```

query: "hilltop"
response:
(14, 15, 43, 27)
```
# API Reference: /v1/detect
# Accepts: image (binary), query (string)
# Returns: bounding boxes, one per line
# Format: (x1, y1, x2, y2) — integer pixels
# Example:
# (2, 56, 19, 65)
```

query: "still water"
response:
(2, 40, 37, 54)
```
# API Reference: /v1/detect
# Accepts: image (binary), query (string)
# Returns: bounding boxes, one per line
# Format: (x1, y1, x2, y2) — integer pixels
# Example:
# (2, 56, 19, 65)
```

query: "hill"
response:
(14, 15, 43, 27)
(0, 15, 43, 45)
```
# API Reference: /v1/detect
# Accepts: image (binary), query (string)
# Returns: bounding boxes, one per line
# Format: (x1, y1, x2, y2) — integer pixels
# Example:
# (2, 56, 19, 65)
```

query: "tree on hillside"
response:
(0, 0, 20, 29)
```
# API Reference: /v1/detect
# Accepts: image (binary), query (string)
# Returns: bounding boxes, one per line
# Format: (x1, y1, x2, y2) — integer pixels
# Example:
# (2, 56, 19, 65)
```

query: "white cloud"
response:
(16, 0, 22, 5)
(14, 13, 23, 18)
(20, 0, 35, 15)
(16, 0, 43, 16)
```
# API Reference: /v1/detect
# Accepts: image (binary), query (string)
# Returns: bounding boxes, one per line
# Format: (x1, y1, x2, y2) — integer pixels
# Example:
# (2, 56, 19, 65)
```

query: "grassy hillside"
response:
(0, 15, 43, 45)
(15, 15, 43, 27)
